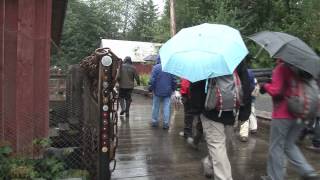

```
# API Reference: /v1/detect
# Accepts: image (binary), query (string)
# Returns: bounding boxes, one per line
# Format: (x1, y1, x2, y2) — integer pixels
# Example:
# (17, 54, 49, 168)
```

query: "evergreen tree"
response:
(127, 0, 158, 42)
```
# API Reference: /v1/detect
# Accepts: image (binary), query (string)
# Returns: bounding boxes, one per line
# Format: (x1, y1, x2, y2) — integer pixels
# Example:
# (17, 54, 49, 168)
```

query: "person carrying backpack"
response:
(260, 59, 320, 180)
(190, 60, 252, 180)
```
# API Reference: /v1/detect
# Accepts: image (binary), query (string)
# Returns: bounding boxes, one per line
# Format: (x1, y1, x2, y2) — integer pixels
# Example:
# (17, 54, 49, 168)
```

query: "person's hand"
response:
(259, 83, 266, 94)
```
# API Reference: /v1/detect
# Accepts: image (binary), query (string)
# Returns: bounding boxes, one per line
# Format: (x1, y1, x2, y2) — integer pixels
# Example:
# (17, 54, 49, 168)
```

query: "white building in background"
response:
(100, 39, 162, 63)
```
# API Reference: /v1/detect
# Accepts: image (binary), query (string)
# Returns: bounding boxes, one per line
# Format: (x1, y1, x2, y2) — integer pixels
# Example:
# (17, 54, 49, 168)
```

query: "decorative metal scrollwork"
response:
(80, 47, 121, 177)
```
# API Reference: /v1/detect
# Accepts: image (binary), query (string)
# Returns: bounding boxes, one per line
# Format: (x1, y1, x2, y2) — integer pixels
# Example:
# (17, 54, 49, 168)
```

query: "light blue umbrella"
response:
(159, 23, 248, 82)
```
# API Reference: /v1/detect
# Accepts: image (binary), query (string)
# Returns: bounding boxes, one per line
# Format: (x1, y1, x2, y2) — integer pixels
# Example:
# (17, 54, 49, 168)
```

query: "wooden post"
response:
(169, 0, 176, 37)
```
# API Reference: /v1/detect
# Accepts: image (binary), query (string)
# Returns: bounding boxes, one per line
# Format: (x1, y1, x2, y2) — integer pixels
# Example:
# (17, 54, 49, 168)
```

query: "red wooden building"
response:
(0, 0, 67, 152)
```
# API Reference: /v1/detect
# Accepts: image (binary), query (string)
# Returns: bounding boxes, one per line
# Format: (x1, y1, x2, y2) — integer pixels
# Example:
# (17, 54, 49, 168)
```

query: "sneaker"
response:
(187, 137, 198, 149)
(201, 156, 213, 178)
(239, 136, 248, 142)
(187, 137, 194, 144)
(179, 131, 185, 137)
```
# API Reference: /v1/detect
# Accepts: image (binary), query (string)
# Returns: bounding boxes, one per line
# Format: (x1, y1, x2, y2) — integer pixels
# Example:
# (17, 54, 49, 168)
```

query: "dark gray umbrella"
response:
(143, 55, 158, 61)
(249, 31, 320, 77)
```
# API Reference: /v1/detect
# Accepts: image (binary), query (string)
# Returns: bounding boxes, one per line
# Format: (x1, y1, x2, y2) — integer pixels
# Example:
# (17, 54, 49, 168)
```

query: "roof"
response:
(51, 0, 68, 46)
(101, 39, 162, 62)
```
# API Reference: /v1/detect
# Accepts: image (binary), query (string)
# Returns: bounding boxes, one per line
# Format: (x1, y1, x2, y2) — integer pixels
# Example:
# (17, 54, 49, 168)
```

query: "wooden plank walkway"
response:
(112, 94, 320, 180)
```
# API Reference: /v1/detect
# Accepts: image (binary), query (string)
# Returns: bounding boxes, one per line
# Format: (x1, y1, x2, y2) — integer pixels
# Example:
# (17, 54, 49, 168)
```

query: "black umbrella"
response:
(143, 55, 158, 61)
(249, 31, 320, 77)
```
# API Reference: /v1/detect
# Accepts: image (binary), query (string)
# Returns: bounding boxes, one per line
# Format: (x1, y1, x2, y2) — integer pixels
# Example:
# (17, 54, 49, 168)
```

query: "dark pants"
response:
(119, 88, 133, 113)
(183, 98, 203, 144)
(300, 118, 320, 147)
(312, 118, 320, 147)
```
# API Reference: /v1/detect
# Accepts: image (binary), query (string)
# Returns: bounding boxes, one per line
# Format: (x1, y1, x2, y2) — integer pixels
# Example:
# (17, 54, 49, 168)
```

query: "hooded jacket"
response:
(149, 56, 176, 97)
(118, 56, 140, 89)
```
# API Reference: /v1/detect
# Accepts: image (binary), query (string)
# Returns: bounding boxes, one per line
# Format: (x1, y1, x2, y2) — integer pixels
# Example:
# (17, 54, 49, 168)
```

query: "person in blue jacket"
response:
(148, 55, 176, 129)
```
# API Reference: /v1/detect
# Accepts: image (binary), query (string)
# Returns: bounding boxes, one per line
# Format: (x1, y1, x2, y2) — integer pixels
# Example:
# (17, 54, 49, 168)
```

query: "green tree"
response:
(161, 0, 319, 68)
(51, 0, 124, 69)
(127, 0, 158, 42)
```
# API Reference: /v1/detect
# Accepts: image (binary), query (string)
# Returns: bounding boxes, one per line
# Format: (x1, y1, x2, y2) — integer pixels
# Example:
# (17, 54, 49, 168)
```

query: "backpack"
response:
(286, 64, 320, 121)
(204, 71, 243, 117)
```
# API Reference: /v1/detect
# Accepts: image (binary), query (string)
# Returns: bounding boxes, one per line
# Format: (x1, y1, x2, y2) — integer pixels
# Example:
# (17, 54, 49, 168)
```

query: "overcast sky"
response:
(153, 0, 165, 15)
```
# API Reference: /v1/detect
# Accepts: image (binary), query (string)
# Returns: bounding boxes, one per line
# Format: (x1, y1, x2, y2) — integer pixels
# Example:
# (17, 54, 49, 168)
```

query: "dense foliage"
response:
(0, 140, 89, 179)
(52, 0, 320, 69)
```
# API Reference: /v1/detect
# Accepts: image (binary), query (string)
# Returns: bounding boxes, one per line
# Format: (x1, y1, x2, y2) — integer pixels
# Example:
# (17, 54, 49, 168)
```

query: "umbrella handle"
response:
(254, 45, 265, 59)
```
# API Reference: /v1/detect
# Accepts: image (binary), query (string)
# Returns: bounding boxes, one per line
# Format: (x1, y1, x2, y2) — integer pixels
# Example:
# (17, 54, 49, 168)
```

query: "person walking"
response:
(189, 60, 252, 179)
(179, 78, 203, 147)
(239, 69, 259, 142)
(299, 76, 320, 151)
(260, 59, 320, 180)
(118, 56, 140, 117)
(148, 55, 176, 129)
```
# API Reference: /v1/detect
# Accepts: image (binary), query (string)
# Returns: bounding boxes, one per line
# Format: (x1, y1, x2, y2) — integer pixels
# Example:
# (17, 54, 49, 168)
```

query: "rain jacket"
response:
(118, 58, 140, 89)
(189, 61, 252, 125)
(263, 61, 295, 120)
(148, 56, 176, 97)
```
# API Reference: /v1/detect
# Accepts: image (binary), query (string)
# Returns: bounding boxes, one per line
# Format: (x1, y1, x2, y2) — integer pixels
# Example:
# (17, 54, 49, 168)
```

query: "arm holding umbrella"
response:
(260, 61, 287, 97)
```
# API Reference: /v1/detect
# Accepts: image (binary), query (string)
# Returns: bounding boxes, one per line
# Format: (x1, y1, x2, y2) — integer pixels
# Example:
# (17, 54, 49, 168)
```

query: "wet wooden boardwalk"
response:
(112, 94, 320, 180)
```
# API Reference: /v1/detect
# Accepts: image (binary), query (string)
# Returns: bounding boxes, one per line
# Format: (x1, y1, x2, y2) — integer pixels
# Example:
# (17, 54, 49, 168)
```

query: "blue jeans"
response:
(152, 95, 171, 127)
(267, 119, 315, 180)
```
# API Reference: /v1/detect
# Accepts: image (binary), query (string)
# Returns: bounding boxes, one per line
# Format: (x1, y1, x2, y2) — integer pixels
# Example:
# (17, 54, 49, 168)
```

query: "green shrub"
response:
(0, 139, 90, 179)
(139, 73, 150, 86)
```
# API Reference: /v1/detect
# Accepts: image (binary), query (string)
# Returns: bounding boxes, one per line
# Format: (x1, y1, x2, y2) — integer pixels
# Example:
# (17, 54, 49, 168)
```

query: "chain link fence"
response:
(0, 49, 120, 179)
